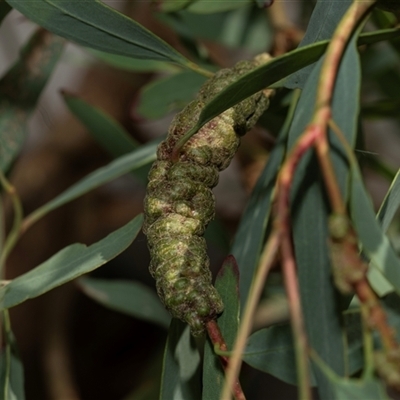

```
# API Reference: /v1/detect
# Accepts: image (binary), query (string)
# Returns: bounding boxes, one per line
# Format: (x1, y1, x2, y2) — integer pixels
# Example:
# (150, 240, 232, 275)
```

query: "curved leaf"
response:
(0, 214, 144, 310)
(6, 0, 191, 66)
(88, 49, 181, 73)
(78, 277, 171, 329)
(160, 320, 201, 400)
(284, 0, 352, 89)
(62, 91, 139, 157)
(183, 27, 400, 140)
(25, 138, 160, 226)
(377, 168, 400, 232)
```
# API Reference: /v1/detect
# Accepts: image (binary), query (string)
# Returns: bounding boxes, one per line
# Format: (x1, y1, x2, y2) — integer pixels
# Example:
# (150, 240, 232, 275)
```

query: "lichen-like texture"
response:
(143, 54, 272, 336)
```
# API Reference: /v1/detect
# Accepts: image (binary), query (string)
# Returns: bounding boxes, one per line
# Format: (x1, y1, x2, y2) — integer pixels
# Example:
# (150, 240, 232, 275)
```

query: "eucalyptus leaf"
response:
(5, 0, 191, 66)
(0, 214, 143, 309)
(78, 277, 171, 329)
(0, 28, 65, 172)
(202, 256, 240, 400)
(62, 91, 139, 157)
(377, 168, 400, 232)
(88, 49, 181, 73)
(160, 320, 201, 400)
(284, 0, 352, 89)
(25, 138, 160, 226)
(183, 27, 400, 139)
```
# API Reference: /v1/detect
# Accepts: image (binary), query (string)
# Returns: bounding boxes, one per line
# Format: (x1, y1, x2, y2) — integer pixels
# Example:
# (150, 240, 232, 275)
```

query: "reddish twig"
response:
(206, 320, 246, 400)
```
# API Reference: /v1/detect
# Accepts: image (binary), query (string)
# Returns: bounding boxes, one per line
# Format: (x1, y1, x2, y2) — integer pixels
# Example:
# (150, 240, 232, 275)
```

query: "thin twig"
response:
(221, 232, 280, 400)
(205, 320, 246, 400)
(0, 171, 23, 272)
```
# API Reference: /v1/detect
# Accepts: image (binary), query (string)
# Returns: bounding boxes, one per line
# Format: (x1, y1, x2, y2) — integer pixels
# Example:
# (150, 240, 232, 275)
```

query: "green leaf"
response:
(202, 256, 240, 400)
(5, 0, 191, 66)
(0, 214, 143, 310)
(350, 168, 400, 296)
(284, 0, 352, 89)
(182, 27, 400, 139)
(377, 168, 400, 232)
(187, 0, 252, 13)
(243, 324, 317, 387)
(62, 91, 138, 156)
(25, 138, 160, 226)
(78, 277, 171, 329)
(160, 319, 201, 400)
(0, 28, 64, 172)
(0, 332, 25, 400)
(136, 71, 207, 120)
(88, 49, 181, 73)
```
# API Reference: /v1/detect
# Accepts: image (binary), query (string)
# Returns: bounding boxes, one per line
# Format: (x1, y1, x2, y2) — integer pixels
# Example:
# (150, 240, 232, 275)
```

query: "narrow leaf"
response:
(202, 256, 240, 400)
(377, 168, 400, 232)
(284, 0, 352, 89)
(6, 0, 191, 66)
(350, 168, 400, 296)
(25, 138, 160, 225)
(0, 214, 143, 309)
(0, 28, 65, 172)
(160, 320, 201, 400)
(88, 49, 181, 73)
(78, 277, 171, 329)
(183, 27, 400, 139)
(62, 91, 139, 157)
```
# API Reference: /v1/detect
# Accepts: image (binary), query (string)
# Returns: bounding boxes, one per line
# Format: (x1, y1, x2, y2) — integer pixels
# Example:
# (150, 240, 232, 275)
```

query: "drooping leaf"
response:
(88, 49, 181, 73)
(24, 138, 160, 226)
(0, 28, 65, 172)
(78, 277, 171, 329)
(136, 71, 207, 120)
(160, 319, 201, 400)
(5, 0, 191, 66)
(0, 214, 143, 310)
(284, 0, 352, 89)
(62, 91, 138, 156)
(377, 168, 400, 232)
(181, 27, 400, 140)
(350, 167, 400, 296)
(202, 256, 240, 400)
